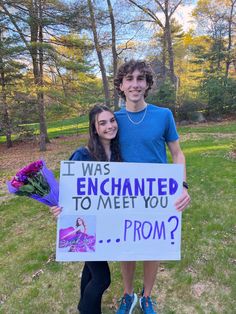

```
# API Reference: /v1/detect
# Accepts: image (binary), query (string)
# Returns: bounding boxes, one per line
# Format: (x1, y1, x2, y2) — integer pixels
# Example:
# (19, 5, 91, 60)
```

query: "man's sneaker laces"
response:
(116, 293, 138, 314)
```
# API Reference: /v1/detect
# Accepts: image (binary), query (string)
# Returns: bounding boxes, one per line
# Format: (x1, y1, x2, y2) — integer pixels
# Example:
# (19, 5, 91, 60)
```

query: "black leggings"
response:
(78, 261, 111, 314)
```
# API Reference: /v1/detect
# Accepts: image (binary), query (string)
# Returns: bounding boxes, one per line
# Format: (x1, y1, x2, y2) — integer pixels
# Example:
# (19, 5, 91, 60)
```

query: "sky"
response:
(82, 0, 199, 73)
(150, 1, 198, 33)
(172, 3, 197, 32)
(126, 1, 199, 59)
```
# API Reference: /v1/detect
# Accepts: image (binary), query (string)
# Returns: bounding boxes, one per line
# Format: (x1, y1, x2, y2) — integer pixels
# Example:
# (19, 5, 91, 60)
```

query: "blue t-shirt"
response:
(115, 104, 179, 163)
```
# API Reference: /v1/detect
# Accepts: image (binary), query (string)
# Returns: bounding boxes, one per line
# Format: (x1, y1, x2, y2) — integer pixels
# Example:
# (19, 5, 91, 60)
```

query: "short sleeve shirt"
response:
(115, 104, 179, 163)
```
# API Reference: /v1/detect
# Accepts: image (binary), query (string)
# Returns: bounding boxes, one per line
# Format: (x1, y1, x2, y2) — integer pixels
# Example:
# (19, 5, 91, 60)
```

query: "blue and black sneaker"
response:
(116, 293, 138, 314)
(139, 296, 157, 314)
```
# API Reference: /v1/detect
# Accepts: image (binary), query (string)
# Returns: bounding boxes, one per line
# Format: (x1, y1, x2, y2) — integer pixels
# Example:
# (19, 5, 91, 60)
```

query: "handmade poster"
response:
(56, 161, 184, 262)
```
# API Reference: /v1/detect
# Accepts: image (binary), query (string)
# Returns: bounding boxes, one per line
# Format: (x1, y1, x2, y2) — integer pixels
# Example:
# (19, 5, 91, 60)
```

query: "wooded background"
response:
(0, 0, 235, 150)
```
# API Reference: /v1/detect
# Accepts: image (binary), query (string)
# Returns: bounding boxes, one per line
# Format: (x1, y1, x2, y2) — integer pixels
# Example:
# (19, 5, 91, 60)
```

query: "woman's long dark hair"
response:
(87, 104, 122, 162)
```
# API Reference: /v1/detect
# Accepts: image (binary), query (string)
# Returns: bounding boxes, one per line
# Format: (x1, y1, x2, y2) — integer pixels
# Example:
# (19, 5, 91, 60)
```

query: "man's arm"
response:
(167, 140, 191, 212)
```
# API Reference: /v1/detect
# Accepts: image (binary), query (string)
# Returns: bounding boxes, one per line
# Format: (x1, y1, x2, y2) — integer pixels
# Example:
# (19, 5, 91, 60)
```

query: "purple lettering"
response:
(141, 221, 153, 239)
(153, 221, 166, 239)
(100, 178, 109, 195)
(158, 178, 167, 195)
(169, 178, 178, 195)
(111, 177, 122, 195)
(146, 178, 156, 196)
(77, 178, 86, 195)
(87, 178, 98, 195)
(134, 178, 145, 196)
(122, 179, 132, 196)
(124, 220, 132, 241)
(134, 220, 142, 241)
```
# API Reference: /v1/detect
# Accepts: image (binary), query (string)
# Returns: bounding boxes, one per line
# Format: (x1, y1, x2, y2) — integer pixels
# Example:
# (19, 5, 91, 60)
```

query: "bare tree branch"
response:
(128, 0, 164, 28)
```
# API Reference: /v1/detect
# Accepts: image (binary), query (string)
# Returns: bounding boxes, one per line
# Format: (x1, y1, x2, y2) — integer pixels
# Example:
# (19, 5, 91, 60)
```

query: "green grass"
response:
(0, 121, 236, 313)
(0, 116, 89, 143)
(46, 116, 89, 138)
(178, 120, 236, 134)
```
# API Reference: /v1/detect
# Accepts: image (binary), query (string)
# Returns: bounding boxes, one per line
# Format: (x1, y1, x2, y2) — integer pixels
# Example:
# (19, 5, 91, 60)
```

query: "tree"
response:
(0, 14, 26, 147)
(0, 0, 50, 150)
(223, 0, 236, 78)
(193, 0, 236, 77)
(0, 0, 88, 150)
(87, 0, 111, 107)
(200, 76, 236, 116)
(128, 0, 185, 86)
(45, 34, 104, 118)
(107, 0, 119, 109)
(0, 28, 12, 148)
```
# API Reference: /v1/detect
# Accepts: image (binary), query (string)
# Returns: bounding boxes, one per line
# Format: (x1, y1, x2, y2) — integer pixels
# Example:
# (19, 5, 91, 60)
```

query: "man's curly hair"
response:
(114, 59, 154, 100)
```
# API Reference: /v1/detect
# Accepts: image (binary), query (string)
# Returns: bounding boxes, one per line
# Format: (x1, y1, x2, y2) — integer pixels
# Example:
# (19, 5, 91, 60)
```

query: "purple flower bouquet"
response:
(7, 160, 59, 206)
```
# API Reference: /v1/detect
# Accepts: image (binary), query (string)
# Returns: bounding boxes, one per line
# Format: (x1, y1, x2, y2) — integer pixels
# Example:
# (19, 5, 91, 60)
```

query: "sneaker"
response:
(139, 296, 157, 314)
(116, 293, 138, 314)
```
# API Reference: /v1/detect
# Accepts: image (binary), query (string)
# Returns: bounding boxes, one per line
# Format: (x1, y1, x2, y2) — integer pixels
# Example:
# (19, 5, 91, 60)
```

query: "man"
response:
(114, 59, 191, 314)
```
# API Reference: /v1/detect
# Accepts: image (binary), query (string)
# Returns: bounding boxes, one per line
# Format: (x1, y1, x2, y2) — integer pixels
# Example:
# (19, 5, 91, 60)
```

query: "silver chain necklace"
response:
(126, 105, 148, 125)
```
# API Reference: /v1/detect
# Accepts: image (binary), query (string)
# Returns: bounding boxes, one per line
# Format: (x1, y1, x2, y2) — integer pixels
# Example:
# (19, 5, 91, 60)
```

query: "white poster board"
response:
(56, 161, 183, 261)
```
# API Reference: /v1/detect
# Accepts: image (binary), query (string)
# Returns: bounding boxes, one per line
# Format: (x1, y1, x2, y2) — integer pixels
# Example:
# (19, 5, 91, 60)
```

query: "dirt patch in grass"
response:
(228, 149, 236, 160)
(192, 281, 210, 298)
(0, 134, 88, 173)
(181, 132, 236, 142)
(0, 134, 88, 204)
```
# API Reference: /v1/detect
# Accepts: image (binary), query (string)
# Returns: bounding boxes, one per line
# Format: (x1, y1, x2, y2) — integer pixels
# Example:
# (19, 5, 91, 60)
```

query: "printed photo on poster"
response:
(58, 215, 96, 253)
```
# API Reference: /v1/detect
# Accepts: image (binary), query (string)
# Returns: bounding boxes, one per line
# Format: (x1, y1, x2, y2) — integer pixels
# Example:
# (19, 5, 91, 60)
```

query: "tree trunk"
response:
(166, 24, 175, 85)
(216, 39, 222, 72)
(161, 31, 167, 80)
(0, 76, 12, 148)
(225, 0, 235, 78)
(107, 0, 119, 109)
(38, 0, 49, 150)
(0, 29, 12, 148)
(29, 0, 49, 151)
(164, 1, 175, 86)
(87, 0, 110, 107)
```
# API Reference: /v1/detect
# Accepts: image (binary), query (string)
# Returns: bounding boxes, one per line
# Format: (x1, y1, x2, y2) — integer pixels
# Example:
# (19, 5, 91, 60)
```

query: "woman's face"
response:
(95, 111, 118, 142)
(77, 218, 83, 225)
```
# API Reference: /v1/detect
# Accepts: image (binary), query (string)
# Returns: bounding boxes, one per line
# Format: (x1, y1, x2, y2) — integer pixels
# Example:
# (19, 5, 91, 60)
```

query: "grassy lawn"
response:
(0, 116, 89, 143)
(0, 121, 236, 314)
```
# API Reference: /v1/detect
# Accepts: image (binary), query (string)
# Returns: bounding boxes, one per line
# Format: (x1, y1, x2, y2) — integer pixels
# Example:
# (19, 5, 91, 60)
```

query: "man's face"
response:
(119, 69, 148, 104)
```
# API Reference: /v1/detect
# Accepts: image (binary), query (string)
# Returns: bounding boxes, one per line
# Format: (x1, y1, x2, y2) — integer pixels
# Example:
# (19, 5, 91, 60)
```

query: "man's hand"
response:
(174, 188, 191, 212)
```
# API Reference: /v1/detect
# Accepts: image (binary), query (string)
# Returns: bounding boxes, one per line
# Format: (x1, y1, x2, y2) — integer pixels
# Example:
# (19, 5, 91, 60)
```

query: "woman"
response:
(51, 104, 122, 314)
(75, 217, 87, 234)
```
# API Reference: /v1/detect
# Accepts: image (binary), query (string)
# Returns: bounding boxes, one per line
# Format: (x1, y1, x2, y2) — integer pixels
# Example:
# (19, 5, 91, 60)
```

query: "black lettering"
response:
(160, 197, 168, 208)
(97, 196, 112, 210)
(104, 163, 110, 175)
(62, 161, 75, 176)
(143, 196, 150, 208)
(80, 196, 91, 210)
(114, 196, 121, 209)
(82, 163, 93, 176)
(72, 196, 82, 210)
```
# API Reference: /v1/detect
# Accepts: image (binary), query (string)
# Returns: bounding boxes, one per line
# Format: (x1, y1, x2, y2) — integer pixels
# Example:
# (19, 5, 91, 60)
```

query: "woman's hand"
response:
(50, 206, 62, 218)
